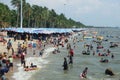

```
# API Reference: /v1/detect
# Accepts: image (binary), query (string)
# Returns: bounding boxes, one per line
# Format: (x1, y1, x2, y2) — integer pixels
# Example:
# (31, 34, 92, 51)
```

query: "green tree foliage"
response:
(0, 3, 11, 28)
(0, 1, 86, 28)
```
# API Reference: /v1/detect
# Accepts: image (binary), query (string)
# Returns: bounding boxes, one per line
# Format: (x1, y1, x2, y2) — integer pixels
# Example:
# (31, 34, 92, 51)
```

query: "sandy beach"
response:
(0, 36, 57, 80)
(0, 37, 23, 80)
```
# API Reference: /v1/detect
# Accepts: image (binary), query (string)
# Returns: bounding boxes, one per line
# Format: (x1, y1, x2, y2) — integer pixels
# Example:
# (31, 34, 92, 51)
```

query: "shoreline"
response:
(1, 38, 26, 80)
(0, 38, 21, 80)
(12, 46, 56, 80)
(6, 59, 19, 80)
(3, 28, 120, 80)
(7, 39, 56, 80)
(1, 32, 77, 80)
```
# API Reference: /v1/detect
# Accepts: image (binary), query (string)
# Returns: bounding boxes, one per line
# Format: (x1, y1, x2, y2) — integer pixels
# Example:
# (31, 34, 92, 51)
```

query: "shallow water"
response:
(29, 28, 120, 80)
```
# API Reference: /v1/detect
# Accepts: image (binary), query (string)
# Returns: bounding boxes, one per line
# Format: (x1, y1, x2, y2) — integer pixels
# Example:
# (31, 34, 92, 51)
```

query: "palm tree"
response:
(0, 3, 11, 28)
(10, 1, 86, 28)
(23, 3, 32, 27)
(31, 5, 41, 27)
(11, 0, 26, 27)
(48, 9, 57, 27)
(10, 10, 17, 27)
(11, 0, 21, 27)
(41, 7, 49, 27)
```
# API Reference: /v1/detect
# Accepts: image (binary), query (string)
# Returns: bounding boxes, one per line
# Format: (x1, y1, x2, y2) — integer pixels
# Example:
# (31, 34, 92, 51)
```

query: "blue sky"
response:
(1, 0, 120, 27)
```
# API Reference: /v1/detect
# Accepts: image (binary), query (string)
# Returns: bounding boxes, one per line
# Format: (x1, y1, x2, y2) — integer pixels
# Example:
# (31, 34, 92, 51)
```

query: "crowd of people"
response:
(0, 31, 72, 80)
(60, 30, 119, 79)
(0, 29, 119, 80)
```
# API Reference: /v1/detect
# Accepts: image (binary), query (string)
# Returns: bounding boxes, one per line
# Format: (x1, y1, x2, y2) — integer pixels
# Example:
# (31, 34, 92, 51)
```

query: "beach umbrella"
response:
(15, 28, 25, 33)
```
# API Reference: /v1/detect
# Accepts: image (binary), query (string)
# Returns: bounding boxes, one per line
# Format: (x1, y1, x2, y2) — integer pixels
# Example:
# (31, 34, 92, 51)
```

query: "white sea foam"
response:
(12, 47, 56, 80)
(42, 47, 56, 58)
(87, 76, 118, 80)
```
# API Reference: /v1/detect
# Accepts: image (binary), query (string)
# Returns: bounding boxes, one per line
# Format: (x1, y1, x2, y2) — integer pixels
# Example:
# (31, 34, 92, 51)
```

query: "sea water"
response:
(13, 28, 120, 80)
(12, 47, 56, 80)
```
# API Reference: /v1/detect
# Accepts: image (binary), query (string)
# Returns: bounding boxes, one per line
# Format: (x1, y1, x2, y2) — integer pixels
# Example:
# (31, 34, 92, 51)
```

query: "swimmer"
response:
(81, 67, 88, 78)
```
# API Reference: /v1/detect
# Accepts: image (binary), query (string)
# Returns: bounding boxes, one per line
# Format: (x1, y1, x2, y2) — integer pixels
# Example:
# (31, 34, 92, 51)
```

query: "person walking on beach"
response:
(7, 39, 12, 53)
(63, 57, 68, 70)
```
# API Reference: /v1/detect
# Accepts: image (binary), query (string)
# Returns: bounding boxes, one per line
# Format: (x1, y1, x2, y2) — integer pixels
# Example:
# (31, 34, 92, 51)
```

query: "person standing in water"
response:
(111, 53, 114, 59)
(93, 50, 95, 56)
(63, 57, 68, 70)
(81, 67, 88, 78)
(8, 56, 13, 71)
(69, 55, 73, 64)
(69, 48, 74, 57)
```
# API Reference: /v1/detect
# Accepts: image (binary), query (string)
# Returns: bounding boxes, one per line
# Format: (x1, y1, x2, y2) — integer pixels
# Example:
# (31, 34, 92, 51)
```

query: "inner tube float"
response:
(82, 51, 90, 55)
(100, 59, 109, 63)
(24, 67, 39, 71)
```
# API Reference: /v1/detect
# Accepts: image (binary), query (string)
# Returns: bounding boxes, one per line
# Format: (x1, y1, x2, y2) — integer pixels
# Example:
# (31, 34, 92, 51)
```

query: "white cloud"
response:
(27, 0, 66, 9)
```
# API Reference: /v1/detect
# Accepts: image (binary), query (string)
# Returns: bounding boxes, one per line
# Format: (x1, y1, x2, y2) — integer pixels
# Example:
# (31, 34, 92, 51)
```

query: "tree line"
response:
(0, 0, 86, 28)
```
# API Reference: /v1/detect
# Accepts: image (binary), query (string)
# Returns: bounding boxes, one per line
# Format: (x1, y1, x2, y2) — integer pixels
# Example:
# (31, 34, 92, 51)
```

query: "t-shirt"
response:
(9, 58, 13, 63)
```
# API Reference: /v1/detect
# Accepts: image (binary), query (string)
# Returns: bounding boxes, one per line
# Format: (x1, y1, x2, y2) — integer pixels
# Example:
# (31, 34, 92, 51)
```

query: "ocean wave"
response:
(12, 47, 56, 80)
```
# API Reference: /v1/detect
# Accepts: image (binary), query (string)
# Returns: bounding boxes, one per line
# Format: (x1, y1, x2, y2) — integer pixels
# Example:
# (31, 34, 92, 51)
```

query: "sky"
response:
(1, 0, 120, 27)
